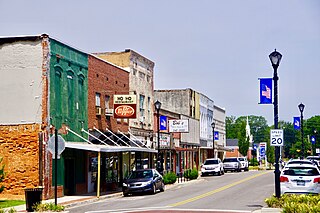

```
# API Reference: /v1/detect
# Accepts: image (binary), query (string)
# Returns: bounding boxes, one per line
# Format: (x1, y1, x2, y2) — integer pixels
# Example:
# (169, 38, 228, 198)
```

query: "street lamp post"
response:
(298, 103, 305, 158)
(269, 49, 282, 198)
(211, 122, 216, 158)
(154, 100, 162, 173)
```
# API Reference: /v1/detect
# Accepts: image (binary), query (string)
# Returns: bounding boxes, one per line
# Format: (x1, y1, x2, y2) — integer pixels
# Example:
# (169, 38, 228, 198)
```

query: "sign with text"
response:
(168, 119, 189, 133)
(113, 95, 137, 119)
(259, 142, 266, 159)
(270, 129, 284, 146)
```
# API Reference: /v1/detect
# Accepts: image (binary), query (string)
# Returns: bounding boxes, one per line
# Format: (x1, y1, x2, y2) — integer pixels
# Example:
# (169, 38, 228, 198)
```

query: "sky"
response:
(1, 0, 319, 125)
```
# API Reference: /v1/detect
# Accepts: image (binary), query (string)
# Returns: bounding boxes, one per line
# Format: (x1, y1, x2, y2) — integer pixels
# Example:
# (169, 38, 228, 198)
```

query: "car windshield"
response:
(283, 167, 320, 176)
(287, 161, 313, 165)
(128, 170, 153, 179)
(204, 160, 218, 165)
(238, 158, 245, 161)
(223, 158, 238, 162)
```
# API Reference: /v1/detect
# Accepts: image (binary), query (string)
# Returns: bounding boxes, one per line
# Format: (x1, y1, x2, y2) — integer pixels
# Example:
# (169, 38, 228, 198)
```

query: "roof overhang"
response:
(65, 142, 157, 153)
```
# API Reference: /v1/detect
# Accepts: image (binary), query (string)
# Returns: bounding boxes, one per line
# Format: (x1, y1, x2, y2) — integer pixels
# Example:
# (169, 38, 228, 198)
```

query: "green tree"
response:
(0, 157, 5, 193)
(226, 115, 237, 139)
(238, 121, 249, 156)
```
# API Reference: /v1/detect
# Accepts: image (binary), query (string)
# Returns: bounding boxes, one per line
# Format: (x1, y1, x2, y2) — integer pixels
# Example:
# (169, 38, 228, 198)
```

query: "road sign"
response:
(270, 129, 284, 146)
(48, 135, 66, 158)
(311, 136, 316, 145)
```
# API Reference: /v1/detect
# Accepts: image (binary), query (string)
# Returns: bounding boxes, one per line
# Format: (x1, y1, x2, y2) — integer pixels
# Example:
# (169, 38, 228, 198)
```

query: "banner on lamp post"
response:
(293, 117, 300, 130)
(259, 78, 272, 104)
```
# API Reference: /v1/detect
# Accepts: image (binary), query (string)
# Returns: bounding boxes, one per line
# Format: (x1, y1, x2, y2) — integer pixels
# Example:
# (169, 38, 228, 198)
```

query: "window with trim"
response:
(132, 68, 137, 75)
(139, 95, 145, 120)
(139, 71, 145, 79)
(78, 76, 84, 115)
(55, 68, 62, 116)
(147, 97, 150, 122)
(95, 93, 101, 107)
(67, 71, 75, 118)
(105, 95, 110, 109)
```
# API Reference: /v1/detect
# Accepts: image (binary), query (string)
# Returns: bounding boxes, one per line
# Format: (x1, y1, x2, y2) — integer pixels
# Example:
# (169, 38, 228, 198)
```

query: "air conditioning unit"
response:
(96, 107, 102, 115)
(105, 109, 114, 116)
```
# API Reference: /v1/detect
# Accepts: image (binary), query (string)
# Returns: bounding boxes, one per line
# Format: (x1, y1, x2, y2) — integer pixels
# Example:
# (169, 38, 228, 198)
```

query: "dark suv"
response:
(223, 157, 241, 172)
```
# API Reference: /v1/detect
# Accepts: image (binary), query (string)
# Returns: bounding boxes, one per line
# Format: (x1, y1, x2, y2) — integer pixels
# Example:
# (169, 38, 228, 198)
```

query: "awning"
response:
(65, 142, 157, 153)
(65, 127, 157, 153)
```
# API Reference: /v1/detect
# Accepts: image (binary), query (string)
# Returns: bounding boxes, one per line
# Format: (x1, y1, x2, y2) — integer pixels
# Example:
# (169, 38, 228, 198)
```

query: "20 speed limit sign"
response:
(270, 129, 284, 146)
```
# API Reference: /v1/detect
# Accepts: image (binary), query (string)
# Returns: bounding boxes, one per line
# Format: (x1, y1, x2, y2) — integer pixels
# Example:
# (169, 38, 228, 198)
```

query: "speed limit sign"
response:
(270, 129, 284, 146)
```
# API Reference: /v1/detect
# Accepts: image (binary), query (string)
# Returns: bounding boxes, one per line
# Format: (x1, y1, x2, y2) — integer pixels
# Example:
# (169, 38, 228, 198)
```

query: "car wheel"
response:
(123, 192, 129, 197)
(151, 183, 156, 194)
(160, 181, 165, 192)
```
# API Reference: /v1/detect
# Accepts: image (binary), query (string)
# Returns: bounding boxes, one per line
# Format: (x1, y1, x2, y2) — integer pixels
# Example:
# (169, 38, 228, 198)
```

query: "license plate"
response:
(297, 181, 305, 186)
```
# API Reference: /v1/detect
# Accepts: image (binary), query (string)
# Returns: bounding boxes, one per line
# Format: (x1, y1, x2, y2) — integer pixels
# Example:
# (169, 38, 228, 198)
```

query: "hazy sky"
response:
(1, 0, 319, 125)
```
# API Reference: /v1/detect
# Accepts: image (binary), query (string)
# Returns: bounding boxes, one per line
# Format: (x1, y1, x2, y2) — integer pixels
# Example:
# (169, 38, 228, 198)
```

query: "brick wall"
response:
(88, 55, 129, 133)
(0, 124, 41, 200)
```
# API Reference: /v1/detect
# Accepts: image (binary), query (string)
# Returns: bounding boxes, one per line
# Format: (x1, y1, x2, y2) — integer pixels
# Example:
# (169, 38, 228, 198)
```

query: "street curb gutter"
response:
(64, 179, 203, 209)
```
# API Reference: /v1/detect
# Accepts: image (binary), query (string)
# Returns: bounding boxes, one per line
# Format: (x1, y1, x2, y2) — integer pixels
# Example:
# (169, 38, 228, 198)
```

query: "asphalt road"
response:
(68, 170, 274, 213)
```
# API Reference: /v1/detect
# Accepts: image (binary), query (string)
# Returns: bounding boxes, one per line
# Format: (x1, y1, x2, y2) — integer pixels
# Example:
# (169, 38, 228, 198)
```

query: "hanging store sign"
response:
(114, 95, 137, 119)
(168, 119, 189, 133)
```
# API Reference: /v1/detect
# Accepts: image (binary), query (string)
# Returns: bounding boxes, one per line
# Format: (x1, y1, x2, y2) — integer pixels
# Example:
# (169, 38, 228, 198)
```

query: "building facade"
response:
(199, 93, 214, 164)
(213, 105, 227, 159)
(93, 50, 155, 147)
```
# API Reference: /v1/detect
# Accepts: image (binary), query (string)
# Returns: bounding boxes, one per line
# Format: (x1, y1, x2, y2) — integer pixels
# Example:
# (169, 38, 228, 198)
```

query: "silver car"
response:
(280, 164, 320, 194)
(223, 157, 241, 172)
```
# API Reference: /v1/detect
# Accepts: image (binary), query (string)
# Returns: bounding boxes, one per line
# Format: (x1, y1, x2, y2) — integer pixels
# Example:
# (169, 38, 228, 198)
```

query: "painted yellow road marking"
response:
(169, 171, 271, 207)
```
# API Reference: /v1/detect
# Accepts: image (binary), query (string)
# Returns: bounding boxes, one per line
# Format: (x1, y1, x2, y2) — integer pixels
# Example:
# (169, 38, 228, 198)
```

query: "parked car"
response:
(306, 156, 320, 168)
(280, 164, 320, 194)
(223, 157, 241, 172)
(284, 159, 316, 169)
(201, 158, 224, 176)
(238, 157, 249, 171)
(122, 169, 165, 196)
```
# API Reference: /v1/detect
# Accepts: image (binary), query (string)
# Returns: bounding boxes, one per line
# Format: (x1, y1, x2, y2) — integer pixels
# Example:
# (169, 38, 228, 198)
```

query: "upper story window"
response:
(139, 71, 145, 79)
(95, 93, 101, 107)
(146, 75, 151, 83)
(139, 95, 145, 118)
(105, 95, 110, 109)
(132, 68, 137, 76)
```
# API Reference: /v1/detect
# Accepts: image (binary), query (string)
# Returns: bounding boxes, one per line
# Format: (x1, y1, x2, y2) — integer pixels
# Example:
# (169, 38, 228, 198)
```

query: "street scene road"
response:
(67, 170, 274, 213)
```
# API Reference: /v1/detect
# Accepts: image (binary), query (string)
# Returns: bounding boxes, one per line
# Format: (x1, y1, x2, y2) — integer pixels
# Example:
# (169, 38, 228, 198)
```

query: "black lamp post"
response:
(298, 103, 305, 158)
(269, 49, 282, 198)
(211, 121, 216, 158)
(154, 100, 162, 173)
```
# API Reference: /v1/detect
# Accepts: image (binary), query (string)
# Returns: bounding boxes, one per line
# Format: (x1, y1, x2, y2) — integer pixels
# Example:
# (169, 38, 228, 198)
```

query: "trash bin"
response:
(24, 187, 43, 212)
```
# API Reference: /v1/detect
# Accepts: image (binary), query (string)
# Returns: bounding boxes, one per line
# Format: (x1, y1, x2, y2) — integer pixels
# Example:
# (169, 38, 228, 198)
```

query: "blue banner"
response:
(293, 117, 300, 130)
(160, 115, 167, 130)
(259, 78, 272, 104)
(214, 131, 219, 140)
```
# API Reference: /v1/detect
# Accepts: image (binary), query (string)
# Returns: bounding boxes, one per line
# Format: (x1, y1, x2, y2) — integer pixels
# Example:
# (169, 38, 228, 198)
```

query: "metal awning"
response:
(65, 142, 157, 153)
(65, 127, 157, 153)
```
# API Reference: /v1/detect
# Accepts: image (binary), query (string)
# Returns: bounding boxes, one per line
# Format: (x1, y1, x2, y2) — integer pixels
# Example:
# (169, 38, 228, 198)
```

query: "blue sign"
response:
(160, 115, 167, 130)
(253, 144, 257, 150)
(214, 131, 219, 140)
(293, 117, 300, 130)
(259, 78, 272, 104)
(311, 136, 316, 145)
(260, 146, 266, 158)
